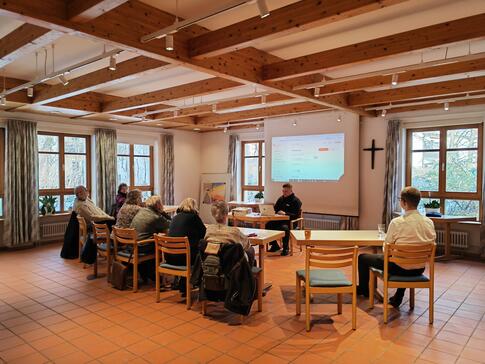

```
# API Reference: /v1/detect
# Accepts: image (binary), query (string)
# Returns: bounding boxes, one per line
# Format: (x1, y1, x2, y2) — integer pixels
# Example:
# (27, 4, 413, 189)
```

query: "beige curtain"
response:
(227, 134, 239, 201)
(161, 134, 174, 205)
(95, 128, 117, 212)
(3, 120, 40, 247)
(339, 216, 359, 230)
(481, 148, 485, 257)
(382, 119, 401, 227)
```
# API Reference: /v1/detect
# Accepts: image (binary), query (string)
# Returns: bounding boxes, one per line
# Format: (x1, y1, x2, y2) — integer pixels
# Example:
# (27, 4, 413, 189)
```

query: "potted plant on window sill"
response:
(39, 196, 57, 215)
(424, 200, 441, 217)
(254, 192, 264, 204)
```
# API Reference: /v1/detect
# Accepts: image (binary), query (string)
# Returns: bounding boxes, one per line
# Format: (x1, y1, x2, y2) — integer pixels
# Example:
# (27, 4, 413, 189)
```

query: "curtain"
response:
(382, 119, 401, 227)
(227, 134, 239, 201)
(339, 216, 359, 230)
(481, 150, 485, 257)
(3, 120, 40, 247)
(95, 128, 117, 212)
(161, 134, 174, 205)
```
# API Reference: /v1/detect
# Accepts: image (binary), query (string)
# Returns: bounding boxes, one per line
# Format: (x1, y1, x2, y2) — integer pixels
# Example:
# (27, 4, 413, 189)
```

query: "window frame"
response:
(117, 143, 154, 194)
(0, 128, 4, 217)
(405, 123, 483, 216)
(38, 132, 91, 212)
(241, 140, 265, 201)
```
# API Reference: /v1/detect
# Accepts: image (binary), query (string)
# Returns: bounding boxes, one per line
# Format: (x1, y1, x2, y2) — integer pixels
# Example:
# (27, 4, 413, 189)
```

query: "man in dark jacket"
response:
(266, 183, 302, 256)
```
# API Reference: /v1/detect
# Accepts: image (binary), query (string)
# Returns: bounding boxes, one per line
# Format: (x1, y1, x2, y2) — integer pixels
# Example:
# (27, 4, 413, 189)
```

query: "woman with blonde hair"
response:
(167, 198, 206, 294)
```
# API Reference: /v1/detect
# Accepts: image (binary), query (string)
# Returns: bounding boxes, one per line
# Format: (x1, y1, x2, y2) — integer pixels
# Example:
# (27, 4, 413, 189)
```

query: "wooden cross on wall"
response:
(363, 139, 384, 170)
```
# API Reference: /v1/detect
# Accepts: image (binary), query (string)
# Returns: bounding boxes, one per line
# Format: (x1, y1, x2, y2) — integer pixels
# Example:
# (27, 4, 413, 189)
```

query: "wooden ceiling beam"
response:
(102, 77, 241, 113)
(0, 0, 357, 113)
(311, 57, 485, 95)
(262, 13, 485, 81)
(0, 24, 62, 68)
(348, 75, 485, 106)
(47, 92, 103, 112)
(388, 97, 485, 114)
(67, 0, 129, 23)
(189, 0, 408, 59)
(33, 56, 169, 104)
(196, 102, 328, 125)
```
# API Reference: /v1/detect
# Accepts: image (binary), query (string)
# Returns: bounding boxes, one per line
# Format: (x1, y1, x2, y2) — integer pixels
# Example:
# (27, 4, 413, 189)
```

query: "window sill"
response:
(39, 212, 71, 218)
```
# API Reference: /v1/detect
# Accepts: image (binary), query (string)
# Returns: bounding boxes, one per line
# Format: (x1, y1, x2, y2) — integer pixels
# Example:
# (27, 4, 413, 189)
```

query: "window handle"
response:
(441, 162, 445, 171)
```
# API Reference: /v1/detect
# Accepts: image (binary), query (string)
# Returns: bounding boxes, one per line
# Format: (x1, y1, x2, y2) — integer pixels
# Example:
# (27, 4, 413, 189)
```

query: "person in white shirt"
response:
(73, 185, 115, 227)
(357, 186, 436, 308)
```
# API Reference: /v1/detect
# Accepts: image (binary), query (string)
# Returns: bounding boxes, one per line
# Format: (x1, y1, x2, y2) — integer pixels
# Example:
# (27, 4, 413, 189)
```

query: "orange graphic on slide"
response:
(318, 147, 329, 151)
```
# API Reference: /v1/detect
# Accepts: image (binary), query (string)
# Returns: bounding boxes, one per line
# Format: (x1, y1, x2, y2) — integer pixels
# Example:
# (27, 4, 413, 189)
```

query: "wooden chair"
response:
(92, 222, 111, 281)
(296, 246, 358, 331)
(76, 215, 88, 262)
(154, 234, 193, 309)
(290, 209, 304, 255)
(369, 242, 436, 324)
(112, 227, 155, 292)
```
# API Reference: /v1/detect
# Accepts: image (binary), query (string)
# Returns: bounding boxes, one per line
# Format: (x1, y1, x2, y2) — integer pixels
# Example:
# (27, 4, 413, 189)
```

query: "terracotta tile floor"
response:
(1, 243, 485, 363)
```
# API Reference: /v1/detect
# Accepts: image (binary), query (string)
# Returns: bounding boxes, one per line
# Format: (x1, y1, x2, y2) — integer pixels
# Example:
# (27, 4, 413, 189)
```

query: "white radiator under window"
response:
(435, 230, 468, 249)
(304, 217, 340, 230)
(41, 222, 69, 239)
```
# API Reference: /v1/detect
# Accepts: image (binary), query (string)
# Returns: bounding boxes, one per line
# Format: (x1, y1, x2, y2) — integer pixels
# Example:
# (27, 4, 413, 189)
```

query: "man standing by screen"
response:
(266, 183, 302, 256)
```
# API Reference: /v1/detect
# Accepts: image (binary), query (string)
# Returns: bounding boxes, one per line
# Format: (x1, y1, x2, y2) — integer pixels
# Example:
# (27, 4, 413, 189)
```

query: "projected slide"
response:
(272, 133, 345, 182)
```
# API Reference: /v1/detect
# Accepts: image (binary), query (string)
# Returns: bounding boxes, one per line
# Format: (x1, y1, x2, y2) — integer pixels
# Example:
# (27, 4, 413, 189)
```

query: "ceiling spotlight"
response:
(223, 127, 228, 133)
(314, 87, 320, 97)
(0, 96, 6, 106)
(58, 73, 69, 86)
(292, 120, 297, 127)
(174, 109, 179, 117)
(165, 34, 174, 51)
(27, 86, 34, 98)
(256, 0, 270, 18)
(256, 124, 260, 131)
(261, 94, 266, 104)
(212, 104, 217, 112)
(337, 115, 342, 122)
(108, 55, 117, 71)
(444, 102, 449, 111)
(109, 117, 118, 121)
(381, 109, 387, 117)
(193, 127, 200, 131)
(391, 74, 398, 86)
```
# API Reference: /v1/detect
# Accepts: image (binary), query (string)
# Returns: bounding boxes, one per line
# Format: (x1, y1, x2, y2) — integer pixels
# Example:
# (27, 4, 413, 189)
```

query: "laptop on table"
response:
(258, 204, 275, 216)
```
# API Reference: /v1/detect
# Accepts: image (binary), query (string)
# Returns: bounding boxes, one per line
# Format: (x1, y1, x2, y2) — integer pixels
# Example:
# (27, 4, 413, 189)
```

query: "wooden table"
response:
(228, 201, 263, 212)
(164, 205, 178, 214)
(238, 227, 285, 311)
(229, 213, 289, 229)
(428, 215, 477, 261)
(291, 230, 384, 250)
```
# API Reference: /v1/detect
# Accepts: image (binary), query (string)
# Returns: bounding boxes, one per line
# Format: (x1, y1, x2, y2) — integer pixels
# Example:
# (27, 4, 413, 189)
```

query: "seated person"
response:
(115, 189, 143, 228)
(205, 200, 255, 265)
(114, 183, 128, 217)
(73, 185, 115, 227)
(168, 198, 206, 266)
(266, 183, 302, 256)
(358, 186, 436, 308)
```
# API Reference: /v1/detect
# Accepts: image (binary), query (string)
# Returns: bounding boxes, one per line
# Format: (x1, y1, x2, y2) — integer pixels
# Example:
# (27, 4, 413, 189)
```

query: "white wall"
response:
(200, 131, 229, 174)
(172, 130, 201, 203)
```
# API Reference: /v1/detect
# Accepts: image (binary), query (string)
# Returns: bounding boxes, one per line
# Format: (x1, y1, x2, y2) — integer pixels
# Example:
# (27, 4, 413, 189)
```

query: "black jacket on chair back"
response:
(60, 211, 80, 259)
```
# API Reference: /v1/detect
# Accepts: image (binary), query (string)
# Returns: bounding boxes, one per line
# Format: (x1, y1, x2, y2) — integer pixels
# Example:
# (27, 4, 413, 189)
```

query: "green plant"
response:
(424, 200, 440, 209)
(254, 191, 264, 199)
(39, 195, 57, 215)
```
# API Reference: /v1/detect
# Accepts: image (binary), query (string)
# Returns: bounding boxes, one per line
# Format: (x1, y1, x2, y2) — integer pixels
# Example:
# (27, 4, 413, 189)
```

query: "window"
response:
(38, 133, 91, 212)
(0, 129, 4, 217)
(241, 141, 265, 202)
(117, 143, 154, 198)
(406, 124, 483, 218)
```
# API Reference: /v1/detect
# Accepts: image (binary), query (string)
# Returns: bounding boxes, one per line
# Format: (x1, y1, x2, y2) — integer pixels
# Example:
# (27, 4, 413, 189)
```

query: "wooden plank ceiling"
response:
(1, 0, 485, 131)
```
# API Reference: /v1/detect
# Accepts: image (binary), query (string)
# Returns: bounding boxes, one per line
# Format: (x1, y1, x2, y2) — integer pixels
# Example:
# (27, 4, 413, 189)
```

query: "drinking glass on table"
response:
(377, 224, 385, 238)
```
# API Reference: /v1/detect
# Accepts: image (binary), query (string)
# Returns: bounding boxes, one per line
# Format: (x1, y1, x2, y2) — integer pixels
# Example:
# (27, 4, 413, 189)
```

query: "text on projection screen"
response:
(271, 133, 345, 182)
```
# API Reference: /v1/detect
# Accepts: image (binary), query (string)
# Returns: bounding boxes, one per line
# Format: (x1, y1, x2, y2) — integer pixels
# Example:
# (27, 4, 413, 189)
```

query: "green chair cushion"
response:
(297, 269, 352, 287)
(160, 263, 187, 271)
(370, 267, 429, 282)
(118, 250, 149, 258)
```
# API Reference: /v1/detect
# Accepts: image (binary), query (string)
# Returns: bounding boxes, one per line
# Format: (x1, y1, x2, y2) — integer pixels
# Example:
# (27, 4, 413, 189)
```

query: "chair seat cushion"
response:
(118, 250, 149, 258)
(160, 263, 187, 271)
(370, 267, 429, 282)
(297, 269, 351, 287)
(252, 266, 262, 274)
(98, 243, 112, 251)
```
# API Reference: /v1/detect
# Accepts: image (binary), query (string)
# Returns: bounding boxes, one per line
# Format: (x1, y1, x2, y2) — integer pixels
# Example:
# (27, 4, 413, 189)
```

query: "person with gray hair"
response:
(73, 185, 114, 225)
(115, 189, 143, 228)
(205, 200, 254, 263)
(130, 195, 171, 241)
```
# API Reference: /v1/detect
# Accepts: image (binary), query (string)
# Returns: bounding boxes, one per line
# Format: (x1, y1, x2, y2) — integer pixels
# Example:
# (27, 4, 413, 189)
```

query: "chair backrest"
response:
(154, 234, 190, 267)
(92, 222, 109, 245)
(306, 246, 358, 286)
(112, 227, 137, 255)
(77, 216, 87, 244)
(384, 242, 436, 278)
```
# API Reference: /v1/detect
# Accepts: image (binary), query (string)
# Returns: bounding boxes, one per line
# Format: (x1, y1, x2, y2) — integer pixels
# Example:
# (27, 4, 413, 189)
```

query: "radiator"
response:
(435, 230, 468, 249)
(304, 217, 340, 230)
(41, 222, 69, 239)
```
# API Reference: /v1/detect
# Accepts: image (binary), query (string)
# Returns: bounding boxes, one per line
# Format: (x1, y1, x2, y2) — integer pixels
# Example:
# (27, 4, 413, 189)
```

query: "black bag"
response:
(110, 252, 133, 290)
(80, 237, 97, 265)
(60, 211, 79, 259)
